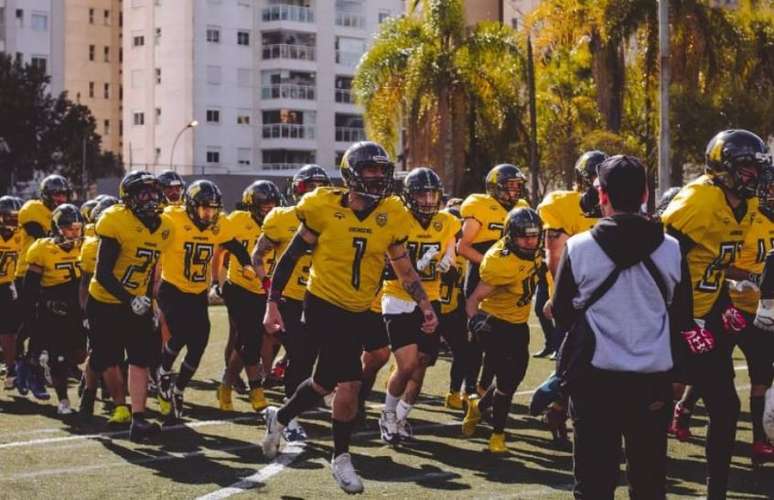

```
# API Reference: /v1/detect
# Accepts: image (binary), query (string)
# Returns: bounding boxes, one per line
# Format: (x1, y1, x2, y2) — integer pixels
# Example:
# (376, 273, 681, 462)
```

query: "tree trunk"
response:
(590, 31, 625, 133)
(439, 85, 455, 194)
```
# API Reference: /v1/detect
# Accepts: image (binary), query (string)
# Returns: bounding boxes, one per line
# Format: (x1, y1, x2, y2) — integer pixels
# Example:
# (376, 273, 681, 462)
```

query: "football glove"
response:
(721, 305, 747, 334)
(467, 312, 492, 342)
(130, 296, 152, 316)
(8, 281, 18, 301)
(681, 319, 716, 355)
(729, 279, 759, 293)
(754, 299, 774, 333)
(764, 386, 774, 441)
(208, 283, 222, 302)
(416, 247, 439, 272)
(437, 252, 455, 273)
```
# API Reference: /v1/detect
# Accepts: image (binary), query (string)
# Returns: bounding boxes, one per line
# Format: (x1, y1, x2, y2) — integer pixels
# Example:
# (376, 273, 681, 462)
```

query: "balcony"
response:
(261, 4, 315, 23)
(335, 88, 354, 104)
(262, 123, 316, 140)
(335, 126, 366, 143)
(262, 43, 316, 61)
(261, 163, 306, 171)
(262, 83, 316, 100)
(335, 50, 363, 67)
(335, 12, 365, 29)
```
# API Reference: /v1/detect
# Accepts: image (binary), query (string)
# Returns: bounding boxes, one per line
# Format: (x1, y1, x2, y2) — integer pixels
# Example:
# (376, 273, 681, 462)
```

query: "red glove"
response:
(721, 306, 748, 334)
(681, 320, 716, 354)
(261, 276, 272, 294)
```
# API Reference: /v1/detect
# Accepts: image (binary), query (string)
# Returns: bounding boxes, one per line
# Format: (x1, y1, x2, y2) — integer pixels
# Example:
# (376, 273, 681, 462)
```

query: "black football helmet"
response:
(403, 167, 443, 226)
(185, 180, 223, 229)
(654, 186, 682, 218)
(80, 199, 100, 224)
(90, 196, 119, 224)
(0, 196, 23, 232)
(157, 169, 186, 204)
(485, 164, 527, 210)
(706, 129, 771, 199)
(340, 141, 394, 204)
(242, 180, 282, 224)
(574, 150, 608, 190)
(291, 164, 331, 202)
(51, 203, 84, 245)
(503, 207, 543, 260)
(40, 174, 72, 210)
(119, 170, 164, 220)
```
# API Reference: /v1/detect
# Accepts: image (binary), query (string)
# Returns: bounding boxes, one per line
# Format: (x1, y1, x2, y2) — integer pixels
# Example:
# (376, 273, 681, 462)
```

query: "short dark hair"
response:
(597, 155, 647, 212)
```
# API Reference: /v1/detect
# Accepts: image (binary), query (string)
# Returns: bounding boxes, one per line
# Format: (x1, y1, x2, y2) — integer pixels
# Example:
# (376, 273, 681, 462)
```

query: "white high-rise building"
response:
(123, 0, 402, 176)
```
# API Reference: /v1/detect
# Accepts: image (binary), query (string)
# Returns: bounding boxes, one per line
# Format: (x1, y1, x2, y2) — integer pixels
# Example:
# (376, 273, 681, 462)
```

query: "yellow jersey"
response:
(297, 188, 410, 312)
(370, 286, 384, 314)
(26, 237, 82, 288)
(262, 206, 308, 301)
(460, 193, 529, 253)
(79, 236, 99, 276)
(16, 200, 51, 278)
(661, 175, 757, 317)
(537, 190, 598, 236)
(225, 210, 272, 295)
(479, 238, 542, 324)
(729, 210, 774, 314)
(0, 229, 23, 285)
(383, 210, 461, 303)
(440, 254, 466, 315)
(161, 206, 235, 294)
(84, 223, 96, 238)
(89, 205, 175, 304)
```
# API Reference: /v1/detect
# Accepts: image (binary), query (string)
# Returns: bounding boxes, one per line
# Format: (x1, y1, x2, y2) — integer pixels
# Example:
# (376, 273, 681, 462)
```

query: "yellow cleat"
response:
(108, 404, 131, 425)
(217, 384, 234, 411)
(489, 432, 507, 453)
(462, 397, 481, 437)
(250, 387, 268, 411)
(444, 391, 463, 410)
(157, 394, 172, 416)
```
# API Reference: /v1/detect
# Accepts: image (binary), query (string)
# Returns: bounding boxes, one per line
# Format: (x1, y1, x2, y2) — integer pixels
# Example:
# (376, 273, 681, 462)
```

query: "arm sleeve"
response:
(551, 250, 580, 332)
(268, 230, 313, 300)
(23, 222, 45, 239)
(221, 238, 252, 267)
(95, 236, 134, 304)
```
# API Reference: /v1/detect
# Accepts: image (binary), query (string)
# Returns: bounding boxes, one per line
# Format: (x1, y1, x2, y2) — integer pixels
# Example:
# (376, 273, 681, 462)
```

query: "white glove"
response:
(131, 296, 152, 316)
(8, 281, 17, 301)
(82, 318, 89, 330)
(754, 299, 774, 332)
(415, 247, 439, 272)
(437, 252, 454, 273)
(729, 279, 760, 293)
(208, 283, 222, 303)
(764, 386, 774, 441)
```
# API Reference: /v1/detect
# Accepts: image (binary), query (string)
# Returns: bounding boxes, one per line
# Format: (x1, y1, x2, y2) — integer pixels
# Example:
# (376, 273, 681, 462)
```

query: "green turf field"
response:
(0, 306, 771, 499)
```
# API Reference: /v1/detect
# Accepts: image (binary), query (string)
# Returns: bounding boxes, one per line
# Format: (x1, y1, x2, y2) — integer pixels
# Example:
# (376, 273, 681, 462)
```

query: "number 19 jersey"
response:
(297, 188, 410, 313)
(89, 205, 175, 304)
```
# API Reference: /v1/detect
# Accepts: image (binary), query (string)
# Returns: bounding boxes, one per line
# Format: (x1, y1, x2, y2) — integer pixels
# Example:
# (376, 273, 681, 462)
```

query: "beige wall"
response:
(464, 0, 501, 24)
(63, 0, 122, 154)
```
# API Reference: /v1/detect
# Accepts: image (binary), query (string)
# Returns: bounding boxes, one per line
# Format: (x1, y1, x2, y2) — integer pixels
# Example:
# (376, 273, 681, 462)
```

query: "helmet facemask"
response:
(407, 188, 441, 227)
(0, 211, 19, 232)
(129, 184, 164, 220)
(492, 179, 524, 210)
(506, 225, 542, 260)
(344, 162, 394, 206)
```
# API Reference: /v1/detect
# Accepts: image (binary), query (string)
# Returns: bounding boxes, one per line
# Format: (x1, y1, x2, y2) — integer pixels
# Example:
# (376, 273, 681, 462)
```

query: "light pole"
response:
(169, 120, 198, 173)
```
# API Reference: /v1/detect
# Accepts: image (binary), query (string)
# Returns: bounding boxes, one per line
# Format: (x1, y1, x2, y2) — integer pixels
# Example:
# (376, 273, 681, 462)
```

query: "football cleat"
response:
(397, 418, 414, 441)
(379, 410, 400, 445)
(172, 390, 184, 419)
(261, 406, 284, 459)
(282, 418, 308, 442)
(217, 384, 233, 411)
(668, 402, 692, 442)
(130, 418, 161, 443)
(462, 397, 481, 437)
(233, 374, 248, 395)
(157, 369, 173, 416)
(752, 441, 774, 466)
(57, 399, 75, 415)
(14, 360, 29, 395)
(38, 351, 52, 386)
(444, 391, 463, 410)
(249, 387, 269, 412)
(29, 371, 50, 401)
(108, 404, 131, 425)
(331, 453, 364, 494)
(489, 432, 508, 453)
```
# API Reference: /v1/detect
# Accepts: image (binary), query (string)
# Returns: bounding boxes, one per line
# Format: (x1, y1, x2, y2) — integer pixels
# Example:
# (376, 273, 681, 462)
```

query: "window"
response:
(15, 9, 23, 28)
(104, 83, 110, 99)
(206, 149, 221, 164)
(511, 18, 518, 30)
(89, 45, 95, 61)
(237, 112, 251, 125)
(206, 26, 220, 43)
(89, 8, 95, 24)
(89, 81, 95, 98)
(237, 31, 250, 46)
(206, 65, 222, 84)
(133, 34, 145, 47)
(104, 47, 110, 62)
(133, 112, 145, 126)
(104, 9, 110, 25)
(238, 148, 251, 166)
(237, 68, 251, 87)
(131, 69, 144, 88)
(155, 67, 161, 84)
(31, 13, 48, 31)
(31, 57, 47, 73)
(378, 10, 391, 23)
(155, 107, 162, 124)
(206, 109, 220, 124)
(155, 148, 161, 161)
(155, 27, 162, 45)
(104, 120, 110, 136)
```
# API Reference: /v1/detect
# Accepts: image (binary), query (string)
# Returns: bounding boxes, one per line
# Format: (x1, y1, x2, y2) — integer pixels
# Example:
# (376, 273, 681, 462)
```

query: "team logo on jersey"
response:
(376, 213, 388, 227)
(433, 221, 443, 232)
(162, 229, 170, 240)
(212, 225, 220, 235)
(334, 212, 345, 220)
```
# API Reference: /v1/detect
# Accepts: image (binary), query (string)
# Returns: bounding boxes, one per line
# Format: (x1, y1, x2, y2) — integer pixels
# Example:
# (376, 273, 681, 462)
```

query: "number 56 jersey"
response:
(89, 204, 176, 304)
(661, 175, 757, 318)
(297, 187, 410, 313)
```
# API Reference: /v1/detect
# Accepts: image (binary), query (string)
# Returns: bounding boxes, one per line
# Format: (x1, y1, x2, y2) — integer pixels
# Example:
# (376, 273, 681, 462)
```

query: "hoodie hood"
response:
(590, 213, 665, 268)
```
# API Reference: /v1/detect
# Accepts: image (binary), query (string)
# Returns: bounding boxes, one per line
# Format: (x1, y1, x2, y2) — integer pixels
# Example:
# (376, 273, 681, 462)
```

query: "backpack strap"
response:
(642, 255, 669, 306)
(581, 266, 622, 313)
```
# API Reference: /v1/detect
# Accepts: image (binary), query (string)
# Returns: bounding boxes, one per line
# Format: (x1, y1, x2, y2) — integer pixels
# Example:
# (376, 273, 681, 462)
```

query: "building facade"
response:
(123, 0, 402, 176)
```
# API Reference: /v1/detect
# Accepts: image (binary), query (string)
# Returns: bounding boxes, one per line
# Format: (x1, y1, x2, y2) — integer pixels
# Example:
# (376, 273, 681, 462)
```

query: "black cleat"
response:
(129, 418, 161, 443)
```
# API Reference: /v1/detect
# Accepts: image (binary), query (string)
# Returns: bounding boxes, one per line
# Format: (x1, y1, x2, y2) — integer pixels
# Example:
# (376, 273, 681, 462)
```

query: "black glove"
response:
(467, 312, 492, 342)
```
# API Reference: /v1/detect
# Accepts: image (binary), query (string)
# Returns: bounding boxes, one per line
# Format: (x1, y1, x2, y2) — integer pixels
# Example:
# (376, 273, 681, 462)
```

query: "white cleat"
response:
(379, 410, 400, 445)
(57, 399, 75, 415)
(331, 453, 364, 494)
(397, 418, 414, 441)
(261, 406, 284, 459)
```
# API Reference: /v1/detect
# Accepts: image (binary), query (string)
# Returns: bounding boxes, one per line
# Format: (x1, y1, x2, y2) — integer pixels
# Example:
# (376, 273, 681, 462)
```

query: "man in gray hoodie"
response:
(551, 155, 692, 499)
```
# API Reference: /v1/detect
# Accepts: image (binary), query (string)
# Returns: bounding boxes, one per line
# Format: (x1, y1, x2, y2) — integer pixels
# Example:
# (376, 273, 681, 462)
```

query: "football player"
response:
(15, 175, 71, 394)
(661, 129, 768, 498)
(250, 167, 330, 441)
(215, 180, 281, 414)
(379, 167, 460, 444)
(0, 196, 23, 389)
(87, 171, 174, 441)
(261, 142, 438, 494)
(157, 170, 186, 206)
(156, 180, 256, 420)
(79, 199, 99, 237)
(21, 204, 86, 414)
(458, 164, 528, 399)
(463, 207, 544, 453)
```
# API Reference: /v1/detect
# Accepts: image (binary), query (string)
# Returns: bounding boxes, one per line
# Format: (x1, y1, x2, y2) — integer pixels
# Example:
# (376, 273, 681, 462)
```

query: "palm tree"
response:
(353, 0, 525, 195)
